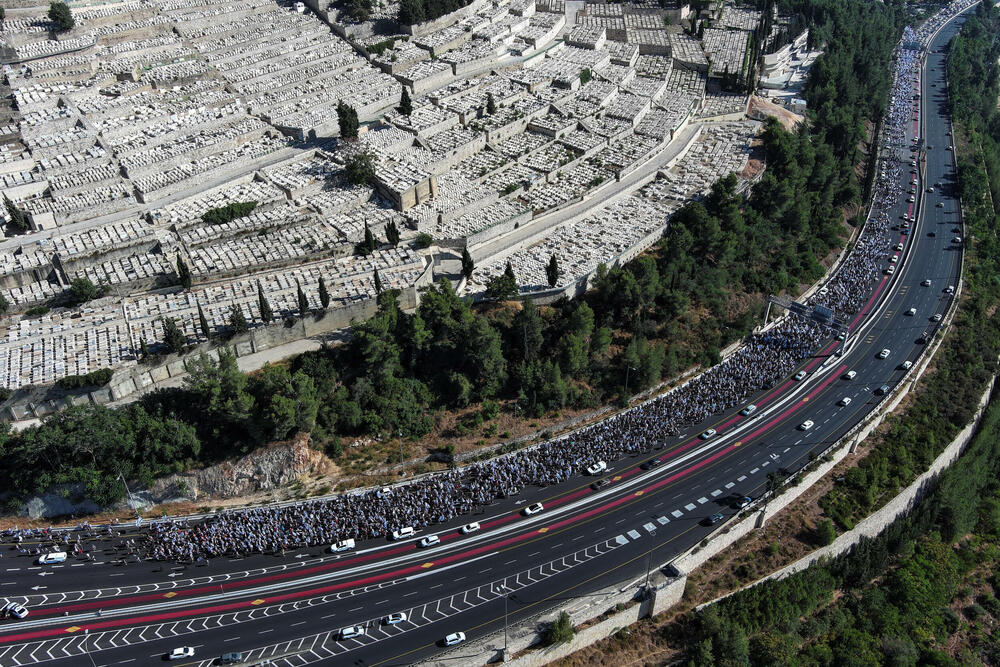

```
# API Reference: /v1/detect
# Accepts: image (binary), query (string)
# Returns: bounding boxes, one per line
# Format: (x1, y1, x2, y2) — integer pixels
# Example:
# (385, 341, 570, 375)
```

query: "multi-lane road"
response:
(0, 11, 970, 667)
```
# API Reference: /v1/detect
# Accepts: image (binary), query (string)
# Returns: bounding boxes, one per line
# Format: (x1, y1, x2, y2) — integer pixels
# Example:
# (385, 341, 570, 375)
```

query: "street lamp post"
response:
(644, 529, 657, 595)
(118, 472, 140, 522)
(623, 365, 638, 400)
(83, 629, 97, 667)
(495, 585, 510, 662)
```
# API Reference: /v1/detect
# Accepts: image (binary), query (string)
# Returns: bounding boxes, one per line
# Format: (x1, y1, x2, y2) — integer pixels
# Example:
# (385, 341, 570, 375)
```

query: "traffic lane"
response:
(4, 365, 868, 649)
(3, 332, 848, 613)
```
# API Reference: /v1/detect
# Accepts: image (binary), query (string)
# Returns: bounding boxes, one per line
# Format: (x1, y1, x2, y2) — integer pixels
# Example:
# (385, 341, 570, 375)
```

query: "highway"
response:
(0, 9, 969, 667)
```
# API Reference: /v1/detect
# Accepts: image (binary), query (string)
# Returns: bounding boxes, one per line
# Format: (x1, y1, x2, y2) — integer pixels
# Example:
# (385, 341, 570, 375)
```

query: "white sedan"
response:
(878, 349, 891, 359)
(586, 461, 607, 475)
(460, 522, 481, 534)
(798, 420, 814, 431)
(168, 647, 195, 660)
(523, 503, 544, 516)
(443, 632, 466, 646)
(419, 535, 440, 548)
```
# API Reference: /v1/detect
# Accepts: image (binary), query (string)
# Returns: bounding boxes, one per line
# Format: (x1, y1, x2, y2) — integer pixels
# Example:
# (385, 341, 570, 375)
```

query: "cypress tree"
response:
(319, 276, 330, 309)
(197, 303, 210, 340)
(176, 256, 192, 289)
(364, 223, 377, 253)
(487, 92, 496, 115)
(257, 281, 273, 323)
(399, 86, 413, 116)
(373, 268, 383, 295)
(385, 219, 401, 247)
(546, 254, 560, 287)
(297, 280, 309, 317)
(461, 246, 475, 279)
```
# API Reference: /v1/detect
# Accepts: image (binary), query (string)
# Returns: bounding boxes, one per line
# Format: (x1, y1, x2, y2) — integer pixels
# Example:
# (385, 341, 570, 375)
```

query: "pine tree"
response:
(385, 219, 401, 247)
(399, 86, 413, 116)
(3, 195, 28, 234)
(228, 305, 248, 335)
(373, 268, 383, 294)
(197, 303, 210, 340)
(503, 260, 516, 284)
(546, 254, 560, 287)
(318, 276, 330, 309)
(139, 339, 150, 360)
(176, 256, 192, 289)
(161, 316, 186, 354)
(297, 280, 309, 316)
(461, 246, 475, 279)
(257, 281, 273, 323)
(48, 1, 74, 32)
(486, 92, 496, 115)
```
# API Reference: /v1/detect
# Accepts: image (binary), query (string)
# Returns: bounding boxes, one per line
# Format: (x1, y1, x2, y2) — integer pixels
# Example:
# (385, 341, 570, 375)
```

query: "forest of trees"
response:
(0, 0, 913, 511)
(674, 369, 1000, 666)
(653, 3, 1000, 665)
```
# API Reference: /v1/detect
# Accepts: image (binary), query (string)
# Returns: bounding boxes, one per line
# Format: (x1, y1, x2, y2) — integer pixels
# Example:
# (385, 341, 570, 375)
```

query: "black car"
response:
(701, 513, 725, 526)
(591, 479, 611, 490)
(875, 384, 891, 396)
(640, 458, 663, 470)
(217, 654, 243, 666)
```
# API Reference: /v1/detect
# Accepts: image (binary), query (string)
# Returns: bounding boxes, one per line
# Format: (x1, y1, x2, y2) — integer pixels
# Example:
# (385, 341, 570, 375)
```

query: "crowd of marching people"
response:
(146, 314, 831, 560)
(6, 3, 971, 563)
(811, 37, 922, 316)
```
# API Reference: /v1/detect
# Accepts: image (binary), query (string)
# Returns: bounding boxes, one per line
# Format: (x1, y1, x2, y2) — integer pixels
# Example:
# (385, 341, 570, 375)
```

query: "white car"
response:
(839, 397, 852, 407)
(700, 429, 717, 439)
(798, 420, 815, 431)
(843, 370, 857, 380)
(168, 647, 195, 660)
(741, 404, 757, 416)
(1, 602, 28, 619)
(890, 254, 899, 263)
(906, 307, 916, 316)
(383, 612, 407, 625)
(329, 538, 356, 553)
(952, 236, 962, 243)
(921, 279, 931, 286)
(523, 502, 544, 516)
(460, 522, 481, 534)
(901, 360, 913, 370)
(932, 313, 942, 322)
(390, 526, 415, 541)
(443, 632, 466, 646)
(895, 243, 904, 251)
(945, 285, 955, 294)
(419, 535, 440, 548)
(585, 461, 607, 475)
(794, 370, 807, 381)
(339, 626, 366, 640)
(947, 145, 953, 151)
(886, 266, 895, 275)
(37, 552, 67, 565)
(878, 349, 891, 359)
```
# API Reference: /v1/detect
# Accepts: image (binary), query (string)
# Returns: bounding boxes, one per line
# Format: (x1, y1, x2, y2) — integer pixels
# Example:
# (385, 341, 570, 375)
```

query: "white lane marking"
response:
(725, 482, 735, 489)
(737, 475, 747, 482)
(710, 489, 722, 497)
(750, 468, 760, 474)
(684, 503, 697, 511)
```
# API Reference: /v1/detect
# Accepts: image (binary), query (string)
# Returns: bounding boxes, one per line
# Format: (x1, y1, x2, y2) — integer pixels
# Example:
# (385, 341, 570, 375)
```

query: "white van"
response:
(37, 552, 67, 565)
